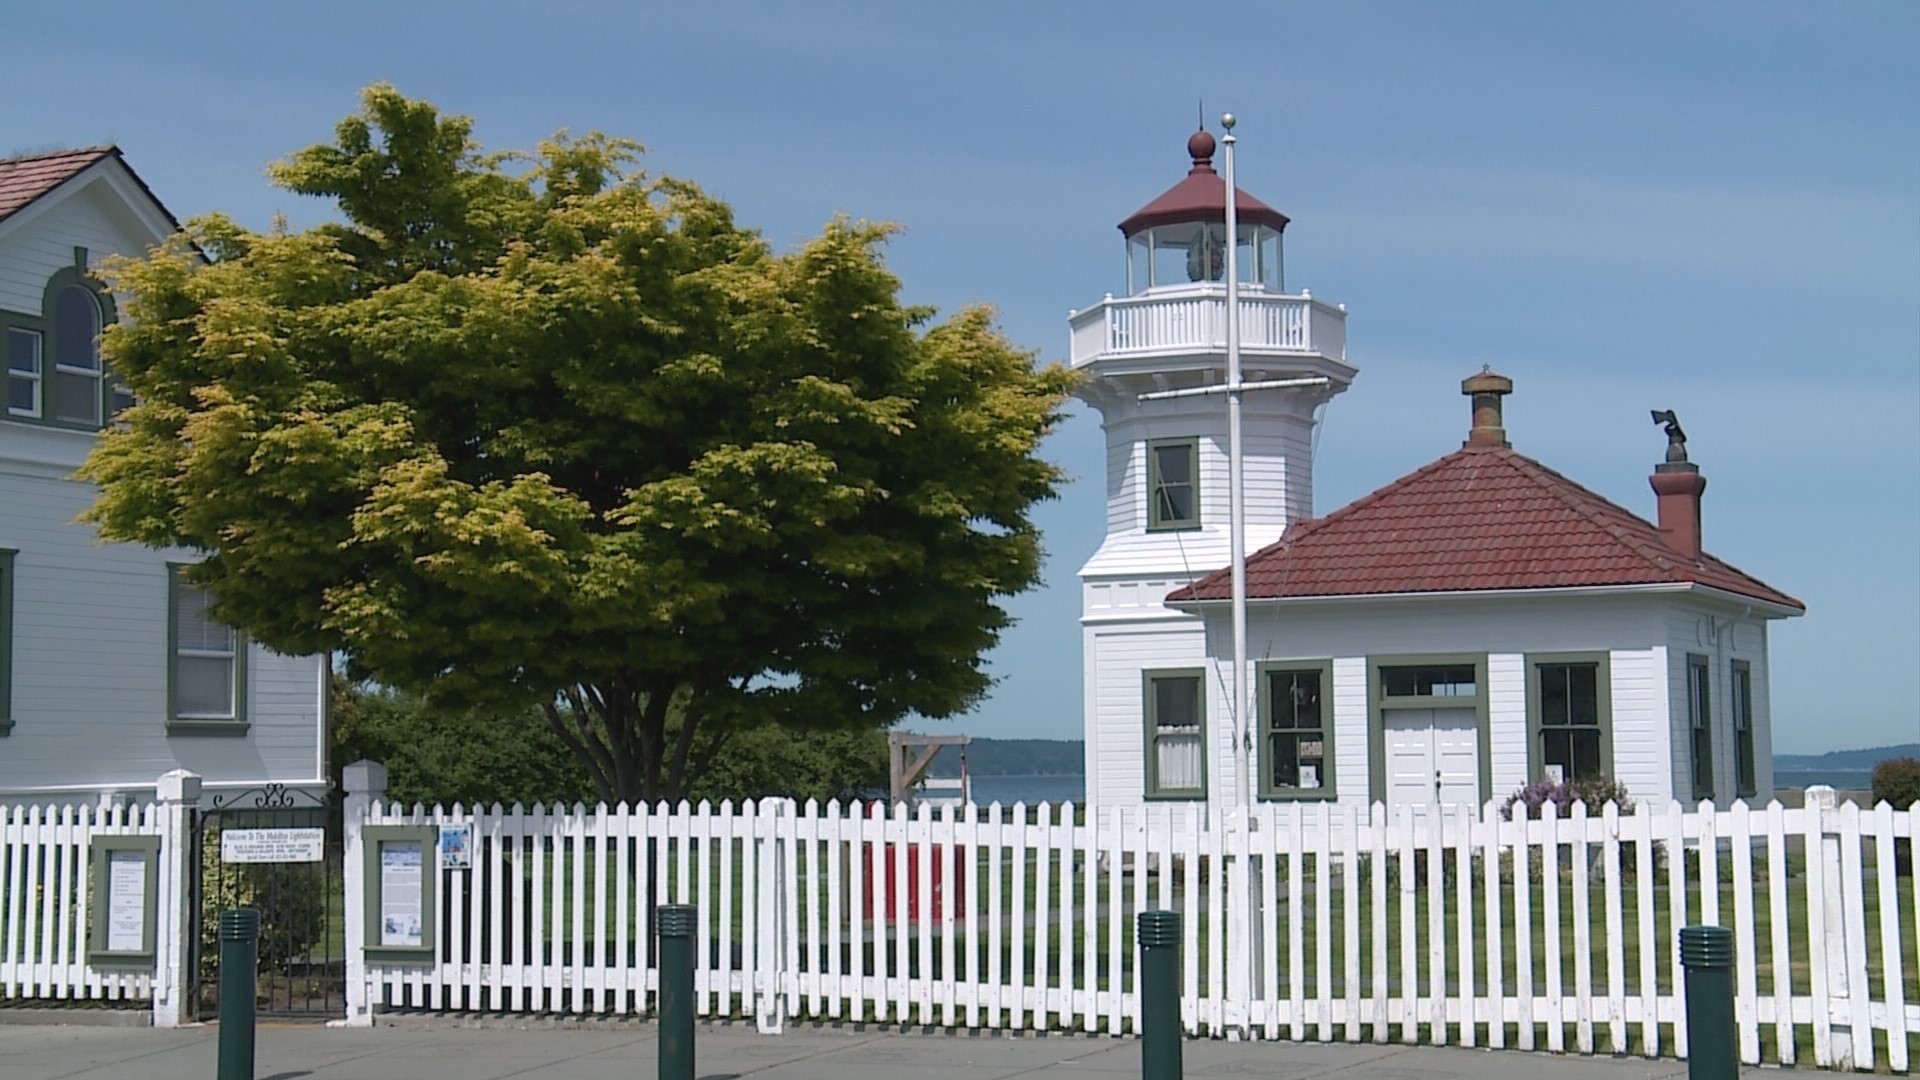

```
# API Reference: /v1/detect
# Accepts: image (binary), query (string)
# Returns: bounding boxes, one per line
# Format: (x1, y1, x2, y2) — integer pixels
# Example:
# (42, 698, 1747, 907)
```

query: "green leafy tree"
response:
(83, 85, 1074, 804)
(329, 675, 593, 809)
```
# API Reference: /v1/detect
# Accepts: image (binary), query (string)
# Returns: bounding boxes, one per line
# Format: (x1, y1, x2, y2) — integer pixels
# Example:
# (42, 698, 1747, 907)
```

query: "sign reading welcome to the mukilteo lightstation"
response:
(220, 827, 327, 864)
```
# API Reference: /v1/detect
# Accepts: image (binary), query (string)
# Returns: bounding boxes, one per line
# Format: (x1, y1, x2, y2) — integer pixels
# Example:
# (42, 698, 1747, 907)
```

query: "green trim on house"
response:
(166, 563, 250, 737)
(1365, 653, 1492, 806)
(1687, 652, 1714, 801)
(1254, 659, 1336, 801)
(1731, 659, 1756, 799)
(0, 548, 14, 735)
(1145, 437, 1200, 531)
(361, 825, 438, 961)
(86, 835, 161, 968)
(1523, 651, 1613, 785)
(1143, 667, 1207, 800)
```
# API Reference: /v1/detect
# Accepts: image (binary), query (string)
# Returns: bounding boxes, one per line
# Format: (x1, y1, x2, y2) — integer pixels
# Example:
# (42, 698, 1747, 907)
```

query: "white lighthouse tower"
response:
(1074, 127, 1356, 817)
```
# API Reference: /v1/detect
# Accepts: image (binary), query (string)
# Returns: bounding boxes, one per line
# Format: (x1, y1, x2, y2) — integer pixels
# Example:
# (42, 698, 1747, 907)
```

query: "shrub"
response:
(1505, 775, 1635, 820)
(1872, 757, 1920, 875)
(1871, 756, 1920, 810)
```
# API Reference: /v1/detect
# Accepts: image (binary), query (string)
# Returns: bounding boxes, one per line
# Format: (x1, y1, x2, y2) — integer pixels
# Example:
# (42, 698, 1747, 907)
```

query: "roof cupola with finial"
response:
(1119, 125, 1291, 294)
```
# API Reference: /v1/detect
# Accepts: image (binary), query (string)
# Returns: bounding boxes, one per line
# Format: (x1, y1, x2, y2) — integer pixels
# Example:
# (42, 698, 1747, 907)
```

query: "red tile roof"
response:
(1168, 444, 1803, 611)
(0, 146, 116, 223)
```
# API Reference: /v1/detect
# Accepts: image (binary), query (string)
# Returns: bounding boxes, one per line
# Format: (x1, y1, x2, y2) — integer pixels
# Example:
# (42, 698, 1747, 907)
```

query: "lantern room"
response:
(1120, 128, 1290, 295)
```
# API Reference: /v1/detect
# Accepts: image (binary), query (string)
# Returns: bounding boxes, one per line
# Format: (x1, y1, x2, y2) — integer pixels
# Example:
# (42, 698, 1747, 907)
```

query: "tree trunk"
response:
(542, 677, 691, 806)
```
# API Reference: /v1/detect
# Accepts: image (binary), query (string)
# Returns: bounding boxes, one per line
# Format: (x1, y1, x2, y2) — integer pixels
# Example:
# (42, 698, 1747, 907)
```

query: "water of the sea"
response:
(963, 773, 1085, 807)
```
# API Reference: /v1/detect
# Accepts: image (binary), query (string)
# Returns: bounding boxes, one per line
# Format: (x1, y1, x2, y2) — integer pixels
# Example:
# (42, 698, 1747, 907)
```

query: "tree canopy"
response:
(84, 85, 1074, 804)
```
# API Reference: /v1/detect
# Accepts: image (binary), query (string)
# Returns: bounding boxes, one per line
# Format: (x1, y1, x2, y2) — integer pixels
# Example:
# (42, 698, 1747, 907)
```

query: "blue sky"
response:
(6, 2, 1915, 753)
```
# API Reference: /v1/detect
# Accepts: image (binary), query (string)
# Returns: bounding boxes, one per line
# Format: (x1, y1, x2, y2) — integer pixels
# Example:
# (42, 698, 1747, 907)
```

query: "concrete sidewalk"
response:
(0, 1021, 1765, 1079)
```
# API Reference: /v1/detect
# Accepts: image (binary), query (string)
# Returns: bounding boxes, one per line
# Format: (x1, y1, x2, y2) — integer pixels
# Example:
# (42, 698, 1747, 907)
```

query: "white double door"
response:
(1383, 708, 1481, 812)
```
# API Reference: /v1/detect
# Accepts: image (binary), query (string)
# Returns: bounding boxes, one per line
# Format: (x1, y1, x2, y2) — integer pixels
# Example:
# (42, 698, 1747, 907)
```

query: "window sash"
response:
(1688, 655, 1713, 798)
(1147, 440, 1198, 529)
(1381, 665, 1478, 699)
(1732, 661, 1756, 797)
(1260, 665, 1332, 797)
(1145, 671, 1205, 797)
(169, 568, 244, 728)
(6, 329, 40, 418)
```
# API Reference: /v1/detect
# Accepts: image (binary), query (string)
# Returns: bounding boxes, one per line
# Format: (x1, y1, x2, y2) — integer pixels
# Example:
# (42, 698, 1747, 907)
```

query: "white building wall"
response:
(1179, 592, 1677, 812)
(1329, 656, 1369, 804)
(1486, 652, 1529, 799)
(0, 469, 328, 799)
(1084, 613, 1208, 825)
(1610, 646, 1673, 805)
(1664, 602, 1774, 807)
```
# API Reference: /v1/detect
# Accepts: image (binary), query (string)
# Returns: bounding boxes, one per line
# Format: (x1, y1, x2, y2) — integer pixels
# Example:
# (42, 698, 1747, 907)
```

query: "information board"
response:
(221, 827, 327, 864)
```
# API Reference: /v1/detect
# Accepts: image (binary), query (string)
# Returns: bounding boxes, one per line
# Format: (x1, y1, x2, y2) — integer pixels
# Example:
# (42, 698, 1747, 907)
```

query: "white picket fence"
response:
(351, 790, 1920, 1070)
(0, 802, 169, 1004)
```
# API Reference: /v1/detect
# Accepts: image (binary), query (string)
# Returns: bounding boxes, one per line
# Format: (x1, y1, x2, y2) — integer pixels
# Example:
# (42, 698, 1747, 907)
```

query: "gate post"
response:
(153, 769, 202, 1029)
(340, 760, 388, 1028)
(1805, 785, 1853, 1067)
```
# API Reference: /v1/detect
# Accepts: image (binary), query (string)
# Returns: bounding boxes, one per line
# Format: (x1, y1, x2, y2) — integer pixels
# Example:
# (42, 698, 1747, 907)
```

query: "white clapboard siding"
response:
(338, 794, 1920, 1068)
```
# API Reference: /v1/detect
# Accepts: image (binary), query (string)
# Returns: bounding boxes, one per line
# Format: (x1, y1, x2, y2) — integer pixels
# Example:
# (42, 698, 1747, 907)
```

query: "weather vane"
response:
(1650, 409, 1688, 464)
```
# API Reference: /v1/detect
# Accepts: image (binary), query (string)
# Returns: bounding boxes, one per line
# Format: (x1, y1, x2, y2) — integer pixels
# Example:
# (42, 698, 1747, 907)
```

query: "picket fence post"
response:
(339, 760, 388, 1027)
(754, 798, 788, 1034)
(151, 769, 201, 1029)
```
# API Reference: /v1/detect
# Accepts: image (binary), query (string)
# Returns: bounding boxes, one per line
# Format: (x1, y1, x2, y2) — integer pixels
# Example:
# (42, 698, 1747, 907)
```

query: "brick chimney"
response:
(1461, 367, 1513, 448)
(1649, 409, 1706, 560)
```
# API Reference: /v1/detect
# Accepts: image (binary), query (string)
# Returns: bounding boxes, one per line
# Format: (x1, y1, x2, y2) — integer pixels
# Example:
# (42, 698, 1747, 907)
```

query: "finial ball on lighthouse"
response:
(1187, 129, 1216, 162)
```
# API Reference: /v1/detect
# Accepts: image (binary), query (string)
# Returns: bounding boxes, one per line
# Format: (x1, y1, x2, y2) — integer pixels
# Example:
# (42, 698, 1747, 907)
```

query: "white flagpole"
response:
(1222, 114, 1250, 816)
(1222, 111, 1257, 1041)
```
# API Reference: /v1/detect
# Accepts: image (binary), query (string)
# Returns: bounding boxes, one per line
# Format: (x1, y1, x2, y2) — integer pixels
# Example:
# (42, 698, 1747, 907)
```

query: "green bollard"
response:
(1138, 909, 1182, 1080)
(1679, 925, 1736, 1079)
(217, 908, 260, 1080)
(657, 904, 698, 1080)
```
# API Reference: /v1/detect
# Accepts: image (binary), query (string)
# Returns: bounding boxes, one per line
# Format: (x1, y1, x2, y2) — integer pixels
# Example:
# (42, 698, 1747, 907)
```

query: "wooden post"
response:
(887, 732, 972, 804)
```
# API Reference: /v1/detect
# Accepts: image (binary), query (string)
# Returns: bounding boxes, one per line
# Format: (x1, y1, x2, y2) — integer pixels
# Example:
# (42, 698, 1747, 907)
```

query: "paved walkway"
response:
(0, 1020, 1770, 1079)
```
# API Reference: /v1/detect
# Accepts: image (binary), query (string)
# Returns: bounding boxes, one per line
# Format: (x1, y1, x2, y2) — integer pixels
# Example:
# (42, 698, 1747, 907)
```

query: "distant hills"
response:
(1774, 744, 1919, 771)
(923, 738, 1920, 779)
(921, 738, 1082, 778)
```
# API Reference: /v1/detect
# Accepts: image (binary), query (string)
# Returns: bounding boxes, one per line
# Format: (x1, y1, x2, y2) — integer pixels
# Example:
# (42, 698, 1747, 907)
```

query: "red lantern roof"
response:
(1118, 128, 1291, 237)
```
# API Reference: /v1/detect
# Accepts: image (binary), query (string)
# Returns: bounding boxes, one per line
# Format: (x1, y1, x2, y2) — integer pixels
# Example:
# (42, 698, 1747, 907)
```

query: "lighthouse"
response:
(1073, 127, 1356, 816)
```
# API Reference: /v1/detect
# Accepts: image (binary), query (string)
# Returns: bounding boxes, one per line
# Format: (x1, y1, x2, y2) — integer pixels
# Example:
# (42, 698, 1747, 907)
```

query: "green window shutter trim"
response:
(0, 549, 14, 735)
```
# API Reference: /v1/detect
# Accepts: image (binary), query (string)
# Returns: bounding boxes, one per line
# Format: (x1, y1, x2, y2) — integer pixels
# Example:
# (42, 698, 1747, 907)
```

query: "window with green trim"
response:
(1258, 663, 1333, 799)
(168, 567, 248, 734)
(1731, 660, 1756, 798)
(1144, 669, 1205, 799)
(1147, 439, 1199, 530)
(1, 262, 120, 431)
(1530, 658, 1610, 783)
(0, 549, 14, 735)
(1687, 653, 1713, 800)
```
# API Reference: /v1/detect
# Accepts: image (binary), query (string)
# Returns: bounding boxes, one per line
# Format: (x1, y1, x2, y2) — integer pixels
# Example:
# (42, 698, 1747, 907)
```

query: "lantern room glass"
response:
(1126, 223, 1284, 295)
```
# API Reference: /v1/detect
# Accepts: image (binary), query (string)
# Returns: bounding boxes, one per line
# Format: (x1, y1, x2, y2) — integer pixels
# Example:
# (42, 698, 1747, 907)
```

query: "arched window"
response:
(50, 284, 103, 426)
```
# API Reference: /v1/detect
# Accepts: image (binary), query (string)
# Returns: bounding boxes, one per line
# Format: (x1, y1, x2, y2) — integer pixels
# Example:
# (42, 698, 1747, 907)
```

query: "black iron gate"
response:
(192, 785, 345, 1020)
